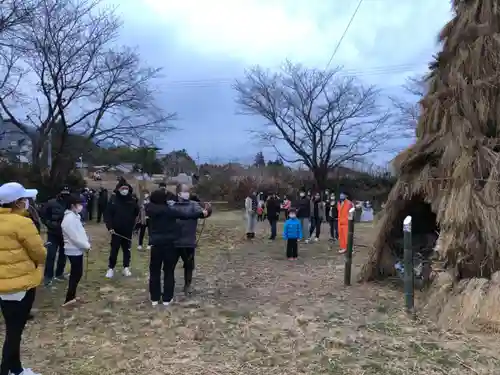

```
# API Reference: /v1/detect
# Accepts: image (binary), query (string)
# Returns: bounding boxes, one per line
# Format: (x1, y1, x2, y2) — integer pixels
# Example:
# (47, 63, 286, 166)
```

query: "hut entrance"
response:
(390, 195, 439, 259)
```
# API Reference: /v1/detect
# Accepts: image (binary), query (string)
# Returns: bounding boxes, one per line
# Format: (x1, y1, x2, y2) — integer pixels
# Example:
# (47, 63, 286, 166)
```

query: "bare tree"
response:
(0, 0, 174, 182)
(234, 61, 391, 189)
(389, 75, 426, 137)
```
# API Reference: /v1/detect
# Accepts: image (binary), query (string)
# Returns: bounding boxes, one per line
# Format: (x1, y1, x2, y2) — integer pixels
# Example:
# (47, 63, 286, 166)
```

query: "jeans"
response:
(268, 219, 277, 239)
(298, 218, 310, 241)
(44, 233, 67, 281)
(65, 255, 83, 302)
(0, 289, 36, 375)
(109, 233, 131, 269)
(329, 218, 339, 239)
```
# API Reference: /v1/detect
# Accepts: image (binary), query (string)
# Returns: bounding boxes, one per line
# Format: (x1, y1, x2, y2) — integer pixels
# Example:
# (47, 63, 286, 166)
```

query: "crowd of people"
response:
(245, 190, 357, 259)
(0, 179, 210, 375)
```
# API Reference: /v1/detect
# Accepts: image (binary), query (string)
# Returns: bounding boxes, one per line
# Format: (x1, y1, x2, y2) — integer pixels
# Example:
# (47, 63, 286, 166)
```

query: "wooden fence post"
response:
(344, 207, 356, 286)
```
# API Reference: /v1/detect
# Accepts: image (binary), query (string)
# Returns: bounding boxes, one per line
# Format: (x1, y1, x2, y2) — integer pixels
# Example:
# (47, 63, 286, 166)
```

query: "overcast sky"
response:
(113, 0, 452, 165)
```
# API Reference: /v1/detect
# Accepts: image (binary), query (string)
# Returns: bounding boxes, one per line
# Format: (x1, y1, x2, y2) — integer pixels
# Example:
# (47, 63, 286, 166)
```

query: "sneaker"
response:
(137, 245, 143, 251)
(54, 275, 66, 282)
(16, 369, 41, 375)
(304, 239, 310, 244)
(313, 237, 319, 242)
(163, 301, 171, 306)
(62, 299, 77, 307)
(123, 267, 132, 277)
(105, 269, 114, 278)
(146, 245, 151, 250)
(151, 301, 159, 306)
(338, 249, 347, 254)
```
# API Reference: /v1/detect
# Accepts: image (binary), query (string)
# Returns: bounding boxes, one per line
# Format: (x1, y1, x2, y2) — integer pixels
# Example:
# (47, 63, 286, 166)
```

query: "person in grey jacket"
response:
(175, 184, 211, 295)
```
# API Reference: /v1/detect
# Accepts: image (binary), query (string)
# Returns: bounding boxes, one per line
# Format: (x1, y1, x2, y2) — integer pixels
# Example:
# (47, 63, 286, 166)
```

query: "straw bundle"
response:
(359, 0, 500, 283)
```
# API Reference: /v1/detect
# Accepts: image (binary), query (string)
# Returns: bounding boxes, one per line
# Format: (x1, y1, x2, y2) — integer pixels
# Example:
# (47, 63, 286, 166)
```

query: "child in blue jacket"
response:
(283, 208, 302, 259)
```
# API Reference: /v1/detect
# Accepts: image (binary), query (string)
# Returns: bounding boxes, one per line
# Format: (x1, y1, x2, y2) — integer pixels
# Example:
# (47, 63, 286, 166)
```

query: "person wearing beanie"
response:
(61, 194, 91, 307)
(103, 182, 139, 278)
(40, 187, 71, 286)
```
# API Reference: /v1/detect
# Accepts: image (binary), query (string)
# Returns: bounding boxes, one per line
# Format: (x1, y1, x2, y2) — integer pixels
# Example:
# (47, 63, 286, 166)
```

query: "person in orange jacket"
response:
(337, 193, 353, 254)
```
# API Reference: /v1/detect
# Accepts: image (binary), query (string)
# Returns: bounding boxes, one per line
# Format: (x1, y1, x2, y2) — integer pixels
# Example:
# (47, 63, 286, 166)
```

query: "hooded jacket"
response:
(146, 190, 205, 246)
(61, 210, 91, 256)
(41, 195, 69, 237)
(104, 183, 140, 235)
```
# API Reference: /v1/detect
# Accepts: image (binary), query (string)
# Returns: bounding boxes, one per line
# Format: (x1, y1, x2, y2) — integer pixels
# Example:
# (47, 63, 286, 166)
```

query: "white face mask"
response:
(289, 214, 296, 218)
(119, 189, 129, 196)
(75, 204, 83, 213)
(299, 193, 305, 197)
(179, 192, 190, 200)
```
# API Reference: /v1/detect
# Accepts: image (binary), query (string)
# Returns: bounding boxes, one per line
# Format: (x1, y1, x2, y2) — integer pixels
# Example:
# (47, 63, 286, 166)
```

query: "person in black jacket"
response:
(146, 189, 210, 306)
(327, 194, 339, 241)
(96, 188, 108, 223)
(266, 193, 281, 240)
(104, 182, 139, 279)
(295, 190, 311, 243)
(41, 187, 71, 286)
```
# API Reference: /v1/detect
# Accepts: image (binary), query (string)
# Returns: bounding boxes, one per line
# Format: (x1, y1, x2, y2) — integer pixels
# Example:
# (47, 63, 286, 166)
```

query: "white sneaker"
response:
(105, 269, 114, 278)
(146, 245, 151, 250)
(123, 267, 132, 277)
(17, 369, 42, 375)
(314, 237, 319, 242)
(305, 239, 310, 244)
(163, 301, 171, 306)
(137, 245, 143, 250)
(151, 301, 158, 306)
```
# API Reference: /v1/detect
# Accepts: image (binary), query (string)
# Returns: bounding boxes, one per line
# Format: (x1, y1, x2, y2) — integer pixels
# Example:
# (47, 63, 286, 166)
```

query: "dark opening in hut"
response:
(389, 196, 439, 259)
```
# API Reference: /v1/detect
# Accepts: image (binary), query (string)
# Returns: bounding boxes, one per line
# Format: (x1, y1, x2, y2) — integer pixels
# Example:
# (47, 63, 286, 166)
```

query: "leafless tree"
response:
(389, 75, 426, 137)
(0, 0, 175, 181)
(234, 61, 392, 189)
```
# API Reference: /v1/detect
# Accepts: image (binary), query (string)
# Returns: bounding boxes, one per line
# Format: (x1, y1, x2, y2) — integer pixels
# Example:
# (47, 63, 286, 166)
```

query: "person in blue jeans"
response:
(283, 208, 302, 260)
(41, 188, 70, 286)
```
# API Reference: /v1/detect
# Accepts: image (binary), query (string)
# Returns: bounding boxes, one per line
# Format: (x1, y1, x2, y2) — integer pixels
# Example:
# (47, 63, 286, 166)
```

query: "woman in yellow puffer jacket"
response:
(0, 182, 46, 375)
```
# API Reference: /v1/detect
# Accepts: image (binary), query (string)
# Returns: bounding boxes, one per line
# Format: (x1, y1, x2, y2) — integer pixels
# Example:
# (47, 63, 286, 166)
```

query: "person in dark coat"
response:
(174, 184, 212, 295)
(87, 188, 96, 221)
(96, 188, 108, 223)
(327, 194, 339, 241)
(41, 187, 71, 286)
(266, 193, 281, 240)
(295, 190, 311, 243)
(147, 189, 210, 306)
(104, 182, 139, 279)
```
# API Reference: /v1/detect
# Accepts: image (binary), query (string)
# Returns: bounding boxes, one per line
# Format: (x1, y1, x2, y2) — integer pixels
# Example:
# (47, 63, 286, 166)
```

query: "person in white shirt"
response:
(61, 194, 91, 307)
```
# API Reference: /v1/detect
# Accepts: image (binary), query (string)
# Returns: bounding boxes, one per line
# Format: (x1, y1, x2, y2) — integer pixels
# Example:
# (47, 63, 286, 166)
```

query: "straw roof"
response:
(360, 0, 500, 281)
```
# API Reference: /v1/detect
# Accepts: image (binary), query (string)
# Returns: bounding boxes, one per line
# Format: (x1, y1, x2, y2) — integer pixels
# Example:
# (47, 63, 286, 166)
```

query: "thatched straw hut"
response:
(359, 0, 500, 327)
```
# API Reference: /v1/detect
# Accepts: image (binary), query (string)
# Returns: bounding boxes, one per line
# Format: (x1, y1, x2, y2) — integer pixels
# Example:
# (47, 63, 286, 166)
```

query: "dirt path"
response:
(15, 213, 500, 374)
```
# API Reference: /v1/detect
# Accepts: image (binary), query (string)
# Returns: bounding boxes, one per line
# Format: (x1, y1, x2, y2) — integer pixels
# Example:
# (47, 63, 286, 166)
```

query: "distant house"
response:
(0, 118, 33, 163)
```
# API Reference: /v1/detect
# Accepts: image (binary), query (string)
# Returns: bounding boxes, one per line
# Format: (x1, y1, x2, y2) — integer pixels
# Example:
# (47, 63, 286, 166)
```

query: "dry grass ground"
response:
(10, 212, 500, 374)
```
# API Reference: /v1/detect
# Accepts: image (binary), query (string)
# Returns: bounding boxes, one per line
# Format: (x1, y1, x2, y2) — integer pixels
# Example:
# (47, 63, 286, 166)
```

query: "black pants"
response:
(96, 205, 105, 223)
(257, 214, 263, 222)
(0, 288, 36, 375)
(44, 233, 66, 281)
(286, 239, 298, 258)
(109, 233, 131, 269)
(149, 245, 194, 302)
(138, 219, 150, 246)
(65, 255, 83, 302)
(268, 219, 277, 239)
(87, 202, 94, 221)
(309, 217, 322, 238)
(329, 218, 339, 239)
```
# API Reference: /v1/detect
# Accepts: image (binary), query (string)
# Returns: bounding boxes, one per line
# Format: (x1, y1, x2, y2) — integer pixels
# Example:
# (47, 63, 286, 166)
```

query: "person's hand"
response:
(109, 229, 115, 234)
(202, 209, 209, 217)
(204, 202, 211, 209)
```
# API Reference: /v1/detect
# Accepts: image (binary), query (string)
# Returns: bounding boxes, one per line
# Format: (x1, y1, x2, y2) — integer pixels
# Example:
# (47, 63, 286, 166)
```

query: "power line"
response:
(325, 0, 364, 69)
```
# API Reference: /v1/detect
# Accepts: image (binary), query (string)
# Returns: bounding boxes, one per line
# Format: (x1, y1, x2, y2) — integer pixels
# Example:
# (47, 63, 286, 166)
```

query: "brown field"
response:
(10, 212, 500, 374)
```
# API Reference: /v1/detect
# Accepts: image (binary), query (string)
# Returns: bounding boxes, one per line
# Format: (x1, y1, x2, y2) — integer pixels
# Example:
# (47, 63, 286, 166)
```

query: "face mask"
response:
(75, 204, 83, 213)
(119, 189, 129, 196)
(289, 214, 296, 218)
(339, 194, 346, 201)
(315, 196, 320, 200)
(144, 194, 149, 199)
(18, 199, 29, 210)
(179, 192, 190, 200)
(299, 193, 305, 197)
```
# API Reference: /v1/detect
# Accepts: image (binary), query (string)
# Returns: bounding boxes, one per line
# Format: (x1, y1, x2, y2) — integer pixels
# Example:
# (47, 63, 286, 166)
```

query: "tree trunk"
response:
(312, 166, 328, 191)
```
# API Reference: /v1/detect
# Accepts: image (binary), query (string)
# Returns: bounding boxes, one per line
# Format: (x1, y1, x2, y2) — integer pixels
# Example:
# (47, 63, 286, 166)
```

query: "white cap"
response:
(0, 182, 38, 204)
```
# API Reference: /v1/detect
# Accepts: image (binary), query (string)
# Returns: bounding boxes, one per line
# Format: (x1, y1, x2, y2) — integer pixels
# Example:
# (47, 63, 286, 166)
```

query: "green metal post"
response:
(403, 215, 415, 317)
(344, 207, 356, 286)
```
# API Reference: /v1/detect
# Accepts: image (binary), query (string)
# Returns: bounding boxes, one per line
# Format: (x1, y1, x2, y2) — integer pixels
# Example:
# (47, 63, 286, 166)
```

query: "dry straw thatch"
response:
(359, 0, 500, 327)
